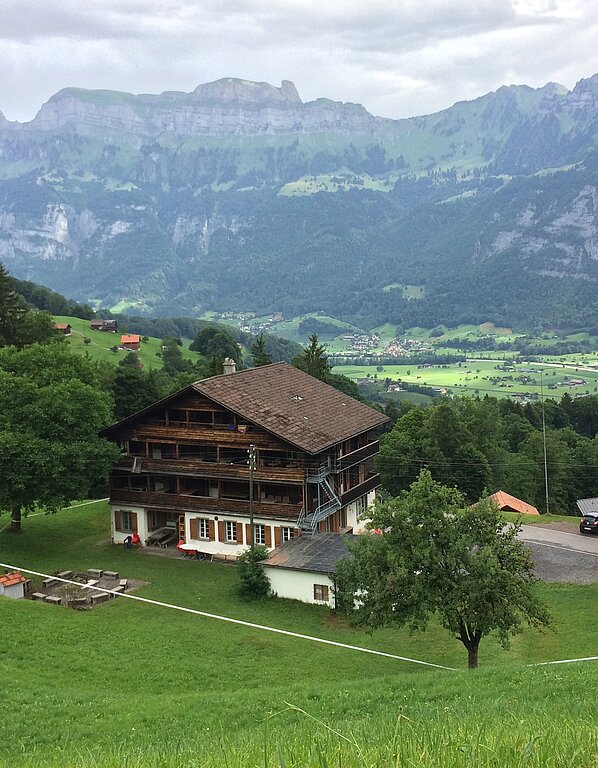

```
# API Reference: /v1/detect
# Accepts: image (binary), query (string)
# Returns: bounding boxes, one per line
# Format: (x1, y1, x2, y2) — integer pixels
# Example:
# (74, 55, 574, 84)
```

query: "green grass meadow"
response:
(1, 502, 597, 766)
(53, 316, 199, 370)
(336, 360, 598, 400)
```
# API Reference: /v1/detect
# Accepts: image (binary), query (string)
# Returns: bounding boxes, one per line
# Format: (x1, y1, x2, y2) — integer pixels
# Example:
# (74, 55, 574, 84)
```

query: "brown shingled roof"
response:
(193, 362, 388, 454)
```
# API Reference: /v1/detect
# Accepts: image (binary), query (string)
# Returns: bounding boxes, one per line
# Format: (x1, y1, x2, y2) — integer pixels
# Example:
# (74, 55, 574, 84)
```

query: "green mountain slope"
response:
(2, 75, 598, 328)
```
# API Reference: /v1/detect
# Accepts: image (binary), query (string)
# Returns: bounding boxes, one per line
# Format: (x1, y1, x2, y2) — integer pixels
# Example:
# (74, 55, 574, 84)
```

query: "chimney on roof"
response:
(223, 358, 236, 375)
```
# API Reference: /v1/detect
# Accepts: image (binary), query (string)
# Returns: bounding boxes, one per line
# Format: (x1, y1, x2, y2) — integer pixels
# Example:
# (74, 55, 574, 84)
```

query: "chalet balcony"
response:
(306, 441, 379, 481)
(130, 421, 283, 449)
(109, 489, 303, 522)
(337, 441, 379, 470)
(340, 473, 382, 507)
(116, 455, 305, 484)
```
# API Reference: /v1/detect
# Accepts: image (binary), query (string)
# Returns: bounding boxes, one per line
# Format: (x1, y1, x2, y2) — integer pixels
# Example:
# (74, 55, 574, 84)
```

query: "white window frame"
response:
(225, 520, 237, 543)
(281, 526, 293, 543)
(120, 510, 132, 531)
(313, 583, 329, 602)
(198, 518, 210, 539)
(254, 524, 266, 545)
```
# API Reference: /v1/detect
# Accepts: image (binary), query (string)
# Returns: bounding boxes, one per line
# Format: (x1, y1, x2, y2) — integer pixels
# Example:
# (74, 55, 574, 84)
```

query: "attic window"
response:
(293, 395, 304, 401)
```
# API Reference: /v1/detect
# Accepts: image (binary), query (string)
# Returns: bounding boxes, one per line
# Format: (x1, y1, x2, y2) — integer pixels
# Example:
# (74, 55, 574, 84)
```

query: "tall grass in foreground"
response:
(9, 694, 597, 768)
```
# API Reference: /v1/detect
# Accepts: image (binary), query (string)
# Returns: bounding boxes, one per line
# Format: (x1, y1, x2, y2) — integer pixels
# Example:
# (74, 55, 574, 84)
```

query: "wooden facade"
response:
(104, 364, 386, 556)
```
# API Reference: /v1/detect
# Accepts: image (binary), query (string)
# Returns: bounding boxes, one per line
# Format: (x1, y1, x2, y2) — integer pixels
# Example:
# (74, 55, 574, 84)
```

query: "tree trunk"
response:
(467, 642, 479, 670)
(9, 506, 22, 533)
(459, 628, 480, 669)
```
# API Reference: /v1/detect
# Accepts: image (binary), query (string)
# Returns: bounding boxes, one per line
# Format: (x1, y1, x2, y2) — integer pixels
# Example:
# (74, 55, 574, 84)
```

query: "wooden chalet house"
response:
(102, 362, 388, 558)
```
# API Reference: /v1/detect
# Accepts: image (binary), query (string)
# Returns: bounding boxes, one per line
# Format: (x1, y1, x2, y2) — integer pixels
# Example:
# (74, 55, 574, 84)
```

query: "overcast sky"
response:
(1, 0, 597, 123)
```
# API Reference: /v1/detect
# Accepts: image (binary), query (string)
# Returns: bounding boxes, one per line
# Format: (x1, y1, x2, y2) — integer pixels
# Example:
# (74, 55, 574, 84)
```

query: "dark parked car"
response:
(579, 512, 598, 535)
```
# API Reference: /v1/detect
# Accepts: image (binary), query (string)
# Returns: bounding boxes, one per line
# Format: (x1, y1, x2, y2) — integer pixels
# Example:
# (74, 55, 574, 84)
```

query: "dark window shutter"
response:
(114, 511, 122, 532)
(293, 528, 301, 538)
(236, 522, 243, 543)
(218, 521, 225, 541)
(245, 523, 252, 546)
(208, 519, 215, 540)
(264, 526, 271, 548)
(274, 527, 281, 548)
(190, 518, 198, 540)
(131, 512, 138, 532)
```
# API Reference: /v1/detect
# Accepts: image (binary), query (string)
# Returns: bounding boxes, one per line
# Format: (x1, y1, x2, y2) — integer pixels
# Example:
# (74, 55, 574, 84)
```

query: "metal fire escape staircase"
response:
(297, 461, 342, 534)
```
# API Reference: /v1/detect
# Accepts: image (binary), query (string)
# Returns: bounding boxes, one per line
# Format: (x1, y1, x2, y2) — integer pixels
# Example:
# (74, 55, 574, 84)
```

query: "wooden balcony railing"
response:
(109, 489, 303, 522)
(116, 455, 305, 484)
(340, 474, 382, 507)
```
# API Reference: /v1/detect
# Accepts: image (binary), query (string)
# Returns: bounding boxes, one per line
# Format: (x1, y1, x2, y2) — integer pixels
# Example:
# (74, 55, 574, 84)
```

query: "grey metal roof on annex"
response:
(577, 498, 598, 515)
(194, 362, 388, 455)
(262, 532, 357, 575)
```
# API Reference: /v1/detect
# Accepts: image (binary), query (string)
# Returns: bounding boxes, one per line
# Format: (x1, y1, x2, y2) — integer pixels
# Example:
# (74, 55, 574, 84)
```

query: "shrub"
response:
(236, 545, 270, 600)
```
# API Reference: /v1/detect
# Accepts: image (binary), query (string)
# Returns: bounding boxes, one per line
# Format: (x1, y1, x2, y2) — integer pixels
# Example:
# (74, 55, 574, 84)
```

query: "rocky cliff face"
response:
(2, 75, 598, 326)
(7, 78, 382, 138)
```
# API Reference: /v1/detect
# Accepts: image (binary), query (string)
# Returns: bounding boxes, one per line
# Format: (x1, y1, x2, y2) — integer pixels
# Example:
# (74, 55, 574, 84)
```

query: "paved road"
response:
(518, 524, 598, 584)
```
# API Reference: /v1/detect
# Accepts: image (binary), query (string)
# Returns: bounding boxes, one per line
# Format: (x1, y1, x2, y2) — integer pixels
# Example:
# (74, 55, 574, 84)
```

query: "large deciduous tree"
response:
(336, 470, 551, 669)
(0, 344, 120, 532)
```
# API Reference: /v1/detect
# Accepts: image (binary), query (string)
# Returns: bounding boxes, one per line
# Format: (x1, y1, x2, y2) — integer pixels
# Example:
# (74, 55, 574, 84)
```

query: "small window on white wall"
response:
(355, 496, 369, 519)
(313, 584, 329, 602)
(281, 526, 293, 543)
(254, 524, 266, 545)
(121, 510, 132, 531)
(198, 518, 210, 539)
(225, 521, 237, 542)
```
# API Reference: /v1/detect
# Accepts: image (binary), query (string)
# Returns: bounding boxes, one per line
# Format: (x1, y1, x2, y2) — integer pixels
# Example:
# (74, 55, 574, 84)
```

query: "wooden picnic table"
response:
(146, 527, 172, 546)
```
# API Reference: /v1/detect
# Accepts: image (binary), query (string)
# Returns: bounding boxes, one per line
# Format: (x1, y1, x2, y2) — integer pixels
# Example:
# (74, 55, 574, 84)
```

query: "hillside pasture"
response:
(0, 501, 597, 767)
(53, 316, 199, 369)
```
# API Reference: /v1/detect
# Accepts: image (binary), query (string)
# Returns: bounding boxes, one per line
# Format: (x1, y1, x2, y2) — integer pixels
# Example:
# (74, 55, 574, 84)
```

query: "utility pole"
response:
(248, 444, 256, 550)
(540, 369, 550, 514)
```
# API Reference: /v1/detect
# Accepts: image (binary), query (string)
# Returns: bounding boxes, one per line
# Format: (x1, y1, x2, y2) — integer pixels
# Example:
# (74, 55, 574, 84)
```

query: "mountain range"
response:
(1, 75, 598, 329)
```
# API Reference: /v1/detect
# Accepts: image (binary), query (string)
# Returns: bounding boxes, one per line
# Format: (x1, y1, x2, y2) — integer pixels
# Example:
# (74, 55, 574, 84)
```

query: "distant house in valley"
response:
(91, 319, 117, 332)
(488, 490, 540, 516)
(120, 334, 141, 350)
(262, 532, 356, 607)
(0, 571, 29, 599)
(101, 362, 388, 557)
(54, 323, 72, 336)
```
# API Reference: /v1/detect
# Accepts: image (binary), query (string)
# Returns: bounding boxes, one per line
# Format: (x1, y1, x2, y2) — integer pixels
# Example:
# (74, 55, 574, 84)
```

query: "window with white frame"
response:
(254, 524, 266, 545)
(225, 520, 237, 542)
(198, 518, 210, 539)
(313, 584, 329, 602)
(120, 510, 132, 531)
(355, 495, 369, 519)
(281, 526, 293, 543)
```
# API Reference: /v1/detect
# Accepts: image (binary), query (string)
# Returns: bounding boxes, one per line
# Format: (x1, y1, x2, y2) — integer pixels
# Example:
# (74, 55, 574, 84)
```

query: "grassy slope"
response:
(53, 316, 199, 369)
(0, 502, 597, 767)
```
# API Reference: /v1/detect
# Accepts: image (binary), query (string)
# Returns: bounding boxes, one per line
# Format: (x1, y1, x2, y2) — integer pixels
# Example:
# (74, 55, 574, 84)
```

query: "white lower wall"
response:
(110, 505, 147, 544)
(264, 567, 335, 608)
(345, 489, 377, 533)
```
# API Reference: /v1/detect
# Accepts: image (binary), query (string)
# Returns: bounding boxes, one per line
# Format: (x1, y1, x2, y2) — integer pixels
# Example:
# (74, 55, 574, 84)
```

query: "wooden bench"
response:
(119, 579, 128, 590)
(68, 598, 88, 609)
(87, 569, 103, 579)
(57, 570, 74, 579)
(42, 578, 60, 589)
(104, 571, 119, 580)
(91, 593, 110, 605)
(83, 579, 99, 590)
(45, 595, 62, 605)
(31, 592, 46, 601)
(112, 585, 125, 595)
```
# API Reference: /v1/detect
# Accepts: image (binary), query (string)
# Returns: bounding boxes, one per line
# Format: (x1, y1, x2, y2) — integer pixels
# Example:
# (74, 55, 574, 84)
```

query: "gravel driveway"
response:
(519, 523, 598, 584)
